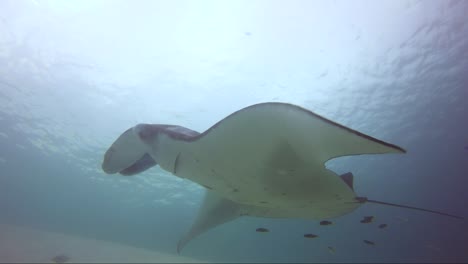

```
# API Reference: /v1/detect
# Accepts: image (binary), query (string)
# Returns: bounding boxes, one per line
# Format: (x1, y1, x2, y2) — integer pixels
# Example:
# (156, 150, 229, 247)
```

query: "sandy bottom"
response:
(0, 223, 207, 263)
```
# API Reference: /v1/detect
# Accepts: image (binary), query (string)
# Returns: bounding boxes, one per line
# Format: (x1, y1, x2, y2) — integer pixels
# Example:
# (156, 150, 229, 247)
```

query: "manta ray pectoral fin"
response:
(340, 172, 354, 190)
(177, 191, 242, 253)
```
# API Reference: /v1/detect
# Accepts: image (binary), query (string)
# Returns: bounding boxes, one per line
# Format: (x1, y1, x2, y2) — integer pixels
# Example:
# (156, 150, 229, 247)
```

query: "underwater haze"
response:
(1, 0, 468, 262)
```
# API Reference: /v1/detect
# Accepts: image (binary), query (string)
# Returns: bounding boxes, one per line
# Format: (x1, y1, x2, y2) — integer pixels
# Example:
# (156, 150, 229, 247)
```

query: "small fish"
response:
(360, 216, 374, 223)
(256, 227, 269, 233)
(320, 220, 333, 226)
(378, 224, 388, 229)
(327, 246, 335, 254)
(304, 233, 318, 238)
(51, 254, 70, 263)
(363, 240, 375, 246)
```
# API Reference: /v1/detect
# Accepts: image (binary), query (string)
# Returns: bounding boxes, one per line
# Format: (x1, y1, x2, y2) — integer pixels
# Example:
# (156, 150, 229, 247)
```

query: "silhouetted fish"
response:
(327, 246, 335, 253)
(378, 224, 388, 229)
(304, 233, 318, 238)
(256, 227, 269, 233)
(320, 220, 333, 226)
(360, 216, 374, 223)
(363, 240, 375, 245)
(51, 254, 70, 263)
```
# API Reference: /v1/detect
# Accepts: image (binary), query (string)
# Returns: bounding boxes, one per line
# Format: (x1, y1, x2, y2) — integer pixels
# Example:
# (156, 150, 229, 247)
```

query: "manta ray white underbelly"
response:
(101, 102, 463, 253)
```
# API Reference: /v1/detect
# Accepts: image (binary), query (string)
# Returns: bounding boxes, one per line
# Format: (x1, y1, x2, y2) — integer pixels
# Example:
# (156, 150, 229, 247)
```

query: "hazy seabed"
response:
(0, 223, 208, 263)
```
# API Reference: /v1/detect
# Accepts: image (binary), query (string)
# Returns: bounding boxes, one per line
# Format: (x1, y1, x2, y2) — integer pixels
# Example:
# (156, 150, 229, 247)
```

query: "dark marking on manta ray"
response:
(201, 184, 213, 190)
(173, 152, 181, 174)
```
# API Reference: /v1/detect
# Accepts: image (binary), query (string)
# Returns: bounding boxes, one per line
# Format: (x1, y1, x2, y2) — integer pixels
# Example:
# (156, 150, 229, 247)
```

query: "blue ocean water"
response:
(0, 0, 467, 262)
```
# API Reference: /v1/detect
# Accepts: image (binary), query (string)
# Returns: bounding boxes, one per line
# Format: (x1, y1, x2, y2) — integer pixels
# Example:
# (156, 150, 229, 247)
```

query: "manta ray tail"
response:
(356, 197, 464, 220)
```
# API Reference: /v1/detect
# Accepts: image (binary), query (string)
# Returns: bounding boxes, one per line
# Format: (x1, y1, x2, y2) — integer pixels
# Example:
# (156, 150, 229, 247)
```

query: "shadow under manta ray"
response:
(101, 102, 463, 253)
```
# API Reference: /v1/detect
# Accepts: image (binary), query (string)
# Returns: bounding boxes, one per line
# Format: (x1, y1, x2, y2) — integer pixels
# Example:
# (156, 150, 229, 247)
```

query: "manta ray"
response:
(101, 102, 463, 253)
